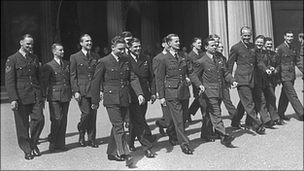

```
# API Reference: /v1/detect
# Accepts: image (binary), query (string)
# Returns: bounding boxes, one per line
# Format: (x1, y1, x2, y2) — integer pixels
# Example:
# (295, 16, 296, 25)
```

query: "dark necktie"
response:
(174, 53, 178, 60)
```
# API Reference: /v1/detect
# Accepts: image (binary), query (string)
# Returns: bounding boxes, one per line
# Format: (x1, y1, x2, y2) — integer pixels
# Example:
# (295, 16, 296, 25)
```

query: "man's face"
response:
(53, 45, 64, 58)
(193, 39, 202, 50)
(205, 40, 217, 54)
(217, 43, 224, 53)
(130, 42, 141, 56)
(80, 35, 92, 51)
(284, 33, 294, 44)
(124, 36, 133, 47)
(20, 37, 34, 53)
(255, 38, 264, 50)
(168, 36, 180, 50)
(265, 40, 273, 51)
(241, 29, 252, 44)
(112, 43, 126, 57)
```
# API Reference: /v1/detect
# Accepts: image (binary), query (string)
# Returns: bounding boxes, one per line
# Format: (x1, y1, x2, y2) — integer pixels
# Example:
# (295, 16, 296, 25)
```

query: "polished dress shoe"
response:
(273, 119, 285, 125)
(220, 135, 235, 147)
(145, 149, 155, 158)
(32, 146, 41, 156)
(264, 121, 276, 129)
(129, 145, 136, 152)
(88, 140, 99, 148)
(108, 154, 125, 161)
(25, 153, 34, 160)
(180, 145, 193, 155)
(122, 154, 134, 167)
(255, 126, 266, 135)
(281, 116, 290, 121)
(200, 135, 215, 143)
(155, 121, 166, 136)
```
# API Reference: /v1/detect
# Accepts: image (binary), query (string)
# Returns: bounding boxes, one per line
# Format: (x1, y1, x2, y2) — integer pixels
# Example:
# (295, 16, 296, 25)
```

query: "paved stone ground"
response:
(1, 78, 303, 170)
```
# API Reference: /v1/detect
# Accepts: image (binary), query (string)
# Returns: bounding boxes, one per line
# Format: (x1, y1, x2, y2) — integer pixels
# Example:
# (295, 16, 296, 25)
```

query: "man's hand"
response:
(266, 69, 272, 75)
(74, 92, 81, 102)
(150, 95, 156, 104)
(99, 91, 103, 101)
(11, 100, 18, 111)
(160, 98, 166, 106)
(198, 85, 205, 96)
(91, 104, 99, 110)
(138, 95, 145, 105)
(231, 81, 238, 89)
(185, 77, 191, 86)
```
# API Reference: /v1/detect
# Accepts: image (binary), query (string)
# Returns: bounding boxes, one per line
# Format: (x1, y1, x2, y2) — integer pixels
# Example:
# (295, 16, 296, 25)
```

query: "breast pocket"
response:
(77, 63, 86, 73)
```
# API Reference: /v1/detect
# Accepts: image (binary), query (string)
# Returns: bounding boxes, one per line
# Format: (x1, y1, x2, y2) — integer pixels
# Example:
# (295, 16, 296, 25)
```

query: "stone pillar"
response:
(208, 0, 229, 57)
(253, 0, 274, 42)
(227, 0, 252, 50)
(141, 1, 159, 56)
(40, 0, 55, 64)
(107, 1, 124, 42)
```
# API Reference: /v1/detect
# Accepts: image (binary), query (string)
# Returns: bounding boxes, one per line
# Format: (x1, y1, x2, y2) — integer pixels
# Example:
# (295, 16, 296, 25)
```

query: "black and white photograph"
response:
(1, 0, 303, 170)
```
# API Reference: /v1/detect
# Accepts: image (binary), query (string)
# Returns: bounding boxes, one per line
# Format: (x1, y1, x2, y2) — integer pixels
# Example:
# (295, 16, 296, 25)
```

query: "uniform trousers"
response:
(13, 101, 44, 154)
(222, 87, 237, 118)
(155, 104, 170, 128)
(166, 99, 190, 146)
(77, 97, 97, 141)
(264, 86, 280, 121)
(278, 81, 304, 118)
(129, 102, 154, 151)
(106, 105, 130, 156)
(49, 101, 69, 148)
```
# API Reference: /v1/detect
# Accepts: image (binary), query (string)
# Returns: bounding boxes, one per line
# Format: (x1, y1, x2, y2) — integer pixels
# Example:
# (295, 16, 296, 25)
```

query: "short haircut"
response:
(284, 30, 294, 36)
(128, 37, 140, 47)
(166, 34, 179, 43)
(79, 34, 91, 43)
(161, 36, 167, 44)
(298, 33, 304, 38)
(240, 26, 251, 35)
(191, 37, 201, 48)
(20, 34, 33, 41)
(203, 37, 215, 47)
(120, 31, 133, 38)
(264, 37, 273, 42)
(254, 35, 265, 42)
(208, 34, 220, 40)
(51, 43, 63, 52)
(111, 36, 125, 46)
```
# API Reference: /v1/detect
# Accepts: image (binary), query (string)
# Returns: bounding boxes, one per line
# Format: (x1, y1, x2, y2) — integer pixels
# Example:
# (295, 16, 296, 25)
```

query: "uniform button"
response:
(120, 72, 123, 74)
(179, 69, 181, 71)
(121, 85, 124, 88)
(30, 82, 33, 85)
(109, 90, 112, 93)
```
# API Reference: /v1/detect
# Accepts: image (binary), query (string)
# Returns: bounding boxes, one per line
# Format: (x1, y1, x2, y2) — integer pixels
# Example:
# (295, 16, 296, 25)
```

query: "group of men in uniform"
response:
(4, 26, 303, 168)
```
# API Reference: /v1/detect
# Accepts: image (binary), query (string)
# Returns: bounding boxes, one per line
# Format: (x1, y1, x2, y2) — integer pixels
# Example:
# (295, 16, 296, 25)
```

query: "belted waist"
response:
(104, 80, 130, 86)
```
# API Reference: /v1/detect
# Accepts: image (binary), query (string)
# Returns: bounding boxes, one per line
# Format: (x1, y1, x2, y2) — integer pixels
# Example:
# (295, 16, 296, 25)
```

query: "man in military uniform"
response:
(227, 26, 265, 134)
(276, 31, 303, 121)
(90, 36, 144, 167)
(126, 37, 157, 158)
(70, 34, 100, 148)
(155, 34, 193, 155)
(190, 37, 238, 147)
(5, 34, 45, 160)
(42, 43, 72, 152)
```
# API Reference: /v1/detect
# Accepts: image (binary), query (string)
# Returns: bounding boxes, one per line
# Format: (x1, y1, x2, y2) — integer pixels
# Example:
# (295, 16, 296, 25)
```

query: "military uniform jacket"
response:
(156, 51, 191, 100)
(227, 41, 256, 88)
(190, 53, 235, 98)
(188, 50, 203, 98)
(128, 54, 155, 102)
(70, 51, 99, 98)
(256, 49, 280, 87)
(5, 51, 42, 104)
(42, 59, 72, 102)
(90, 53, 143, 107)
(276, 42, 303, 82)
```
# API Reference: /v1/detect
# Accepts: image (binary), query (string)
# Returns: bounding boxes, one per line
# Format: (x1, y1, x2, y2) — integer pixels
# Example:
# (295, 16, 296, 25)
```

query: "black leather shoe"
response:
(273, 119, 285, 125)
(255, 126, 266, 135)
(281, 116, 290, 121)
(129, 145, 136, 152)
(145, 149, 155, 158)
(200, 135, 215, 143)
(220, 135, 235, 147)
(108, 154, 125, 161)
(79, 132, 86, 147)
(25, 153, 34, 160)
(169, 139, 178, 146)
(231, 123, 242, 130)
(88, 140, 99, 148)
(122, 154, 134, 167)
(264, 121, 276, 129)
(32, 146, 41, 156)
(181, 145, 193, 155)
(155, 121, 166, 136)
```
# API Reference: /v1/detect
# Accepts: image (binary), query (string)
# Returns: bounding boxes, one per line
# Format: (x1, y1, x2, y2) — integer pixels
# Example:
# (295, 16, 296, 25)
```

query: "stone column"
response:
(141, 1, 159, 56)
(107, 0, 124, 42)
(253, 0, 274, 41)
(227, 0, 252, 50)
(40, 0, 55, 64)
(208, 0, 229, 57)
